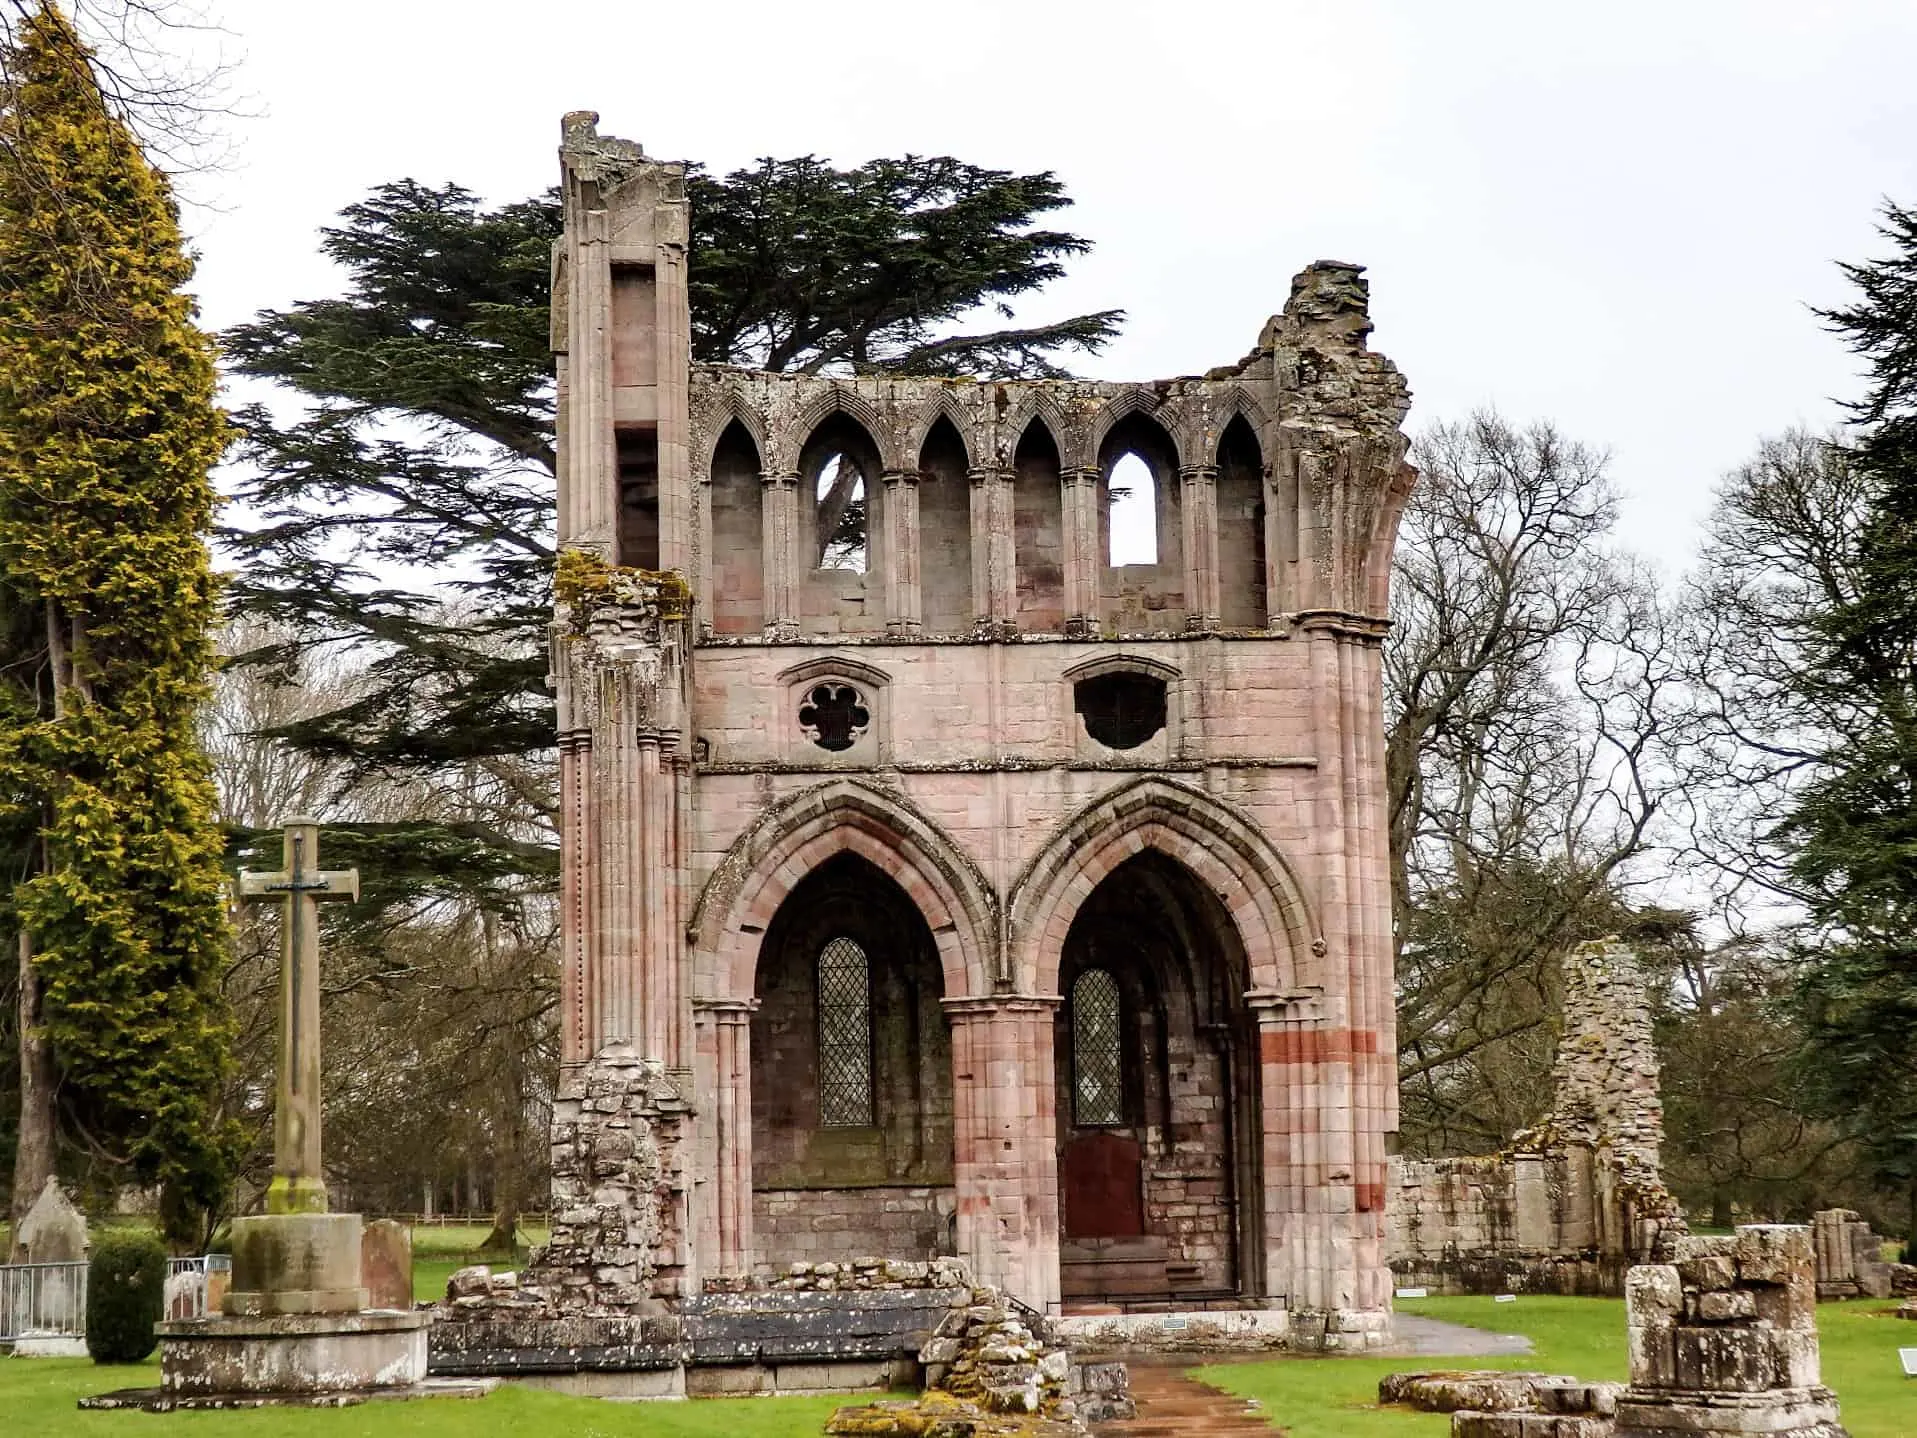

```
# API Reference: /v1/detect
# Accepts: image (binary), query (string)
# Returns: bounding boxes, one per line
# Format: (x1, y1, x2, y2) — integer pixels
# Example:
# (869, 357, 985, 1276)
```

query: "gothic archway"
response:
(1053, 850, 1264, 1305)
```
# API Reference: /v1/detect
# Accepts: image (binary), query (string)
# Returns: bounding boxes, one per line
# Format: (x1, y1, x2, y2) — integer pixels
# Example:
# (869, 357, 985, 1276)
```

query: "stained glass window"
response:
(1072, 968, 1124, 1127)
(817, 936, 874, 1126)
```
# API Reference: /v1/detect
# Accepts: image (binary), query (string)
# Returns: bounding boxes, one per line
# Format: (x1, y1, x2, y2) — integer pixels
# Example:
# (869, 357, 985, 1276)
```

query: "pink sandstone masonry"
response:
(1388, 939, 1686, 1296)
(541, 112, 1416, 1345)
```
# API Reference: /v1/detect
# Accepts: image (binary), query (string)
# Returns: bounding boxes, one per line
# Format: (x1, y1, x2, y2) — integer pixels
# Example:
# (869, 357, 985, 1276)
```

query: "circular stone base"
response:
(157, 1310, 430, 1396)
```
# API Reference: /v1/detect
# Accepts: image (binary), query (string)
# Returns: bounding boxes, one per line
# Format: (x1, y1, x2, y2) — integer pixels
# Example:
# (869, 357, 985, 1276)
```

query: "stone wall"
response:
(1811, 1209, 1892, 1301)
(754, 1188, 955, 1270)
(1388, 939, 1685, 1295)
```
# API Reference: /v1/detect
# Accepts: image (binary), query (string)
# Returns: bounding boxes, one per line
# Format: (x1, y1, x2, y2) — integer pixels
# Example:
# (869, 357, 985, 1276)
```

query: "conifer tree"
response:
(1785, 200, 1917, 1245)
(0, 1, 238, 1240)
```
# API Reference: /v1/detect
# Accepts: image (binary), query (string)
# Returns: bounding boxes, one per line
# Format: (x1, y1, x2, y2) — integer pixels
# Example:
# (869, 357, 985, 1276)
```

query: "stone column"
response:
(968, 465, 1016, 636)
(693, 997, 759, 1280)
(1250, 986, 1385, 1348)
(1179, 463, 1220, 631)
(946, 996, 1061, 1311)
(883, 468, 922, 636)
(761, 469, 800, 639)
(557, 729, 596, 1066)
(560, 187, 617, 556)
(1059, 466, 1101, 638)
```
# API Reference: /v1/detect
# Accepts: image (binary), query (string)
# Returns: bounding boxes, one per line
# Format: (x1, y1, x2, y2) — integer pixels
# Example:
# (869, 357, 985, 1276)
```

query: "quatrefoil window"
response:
(798, 682, 870, 753)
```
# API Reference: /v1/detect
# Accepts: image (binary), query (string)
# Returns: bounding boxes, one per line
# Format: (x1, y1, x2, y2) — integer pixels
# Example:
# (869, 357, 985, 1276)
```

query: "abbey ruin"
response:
(533, 112, 1414, 1348)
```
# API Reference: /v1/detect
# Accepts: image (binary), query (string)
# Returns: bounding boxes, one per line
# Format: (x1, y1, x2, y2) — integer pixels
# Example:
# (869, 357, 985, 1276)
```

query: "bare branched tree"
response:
(1672, 430, 1870, 927)
(0, 1, 235, 172)
(1388, 412, 1684, 1154)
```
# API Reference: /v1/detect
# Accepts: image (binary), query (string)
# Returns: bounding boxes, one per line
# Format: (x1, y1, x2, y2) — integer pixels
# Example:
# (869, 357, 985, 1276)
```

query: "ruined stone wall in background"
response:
(1388, 938, 1686, 1296)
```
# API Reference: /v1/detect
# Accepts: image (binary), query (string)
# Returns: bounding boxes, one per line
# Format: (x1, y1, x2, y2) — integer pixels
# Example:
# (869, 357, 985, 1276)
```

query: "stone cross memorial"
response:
(239, 815, 358, 1216)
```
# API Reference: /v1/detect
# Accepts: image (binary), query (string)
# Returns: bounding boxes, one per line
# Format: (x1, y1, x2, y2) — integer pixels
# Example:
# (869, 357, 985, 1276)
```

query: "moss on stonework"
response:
(554, 548, 693, 625)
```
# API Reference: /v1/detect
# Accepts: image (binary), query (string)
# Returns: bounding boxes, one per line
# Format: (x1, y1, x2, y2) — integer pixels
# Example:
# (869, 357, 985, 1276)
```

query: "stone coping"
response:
(157, 1309, 429, 1338)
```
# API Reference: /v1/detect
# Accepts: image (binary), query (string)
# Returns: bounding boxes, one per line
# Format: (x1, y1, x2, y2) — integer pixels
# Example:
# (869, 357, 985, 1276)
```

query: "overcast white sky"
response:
(166, 0, 1917, 575)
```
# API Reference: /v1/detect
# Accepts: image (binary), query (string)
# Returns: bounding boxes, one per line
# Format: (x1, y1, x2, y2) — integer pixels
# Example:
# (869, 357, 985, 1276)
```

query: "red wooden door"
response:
(1062, 1131, 1145, 1237)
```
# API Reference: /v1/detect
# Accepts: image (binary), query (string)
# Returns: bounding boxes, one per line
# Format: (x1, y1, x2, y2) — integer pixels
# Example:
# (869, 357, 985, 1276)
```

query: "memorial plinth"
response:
(149, 820, 431, 1403)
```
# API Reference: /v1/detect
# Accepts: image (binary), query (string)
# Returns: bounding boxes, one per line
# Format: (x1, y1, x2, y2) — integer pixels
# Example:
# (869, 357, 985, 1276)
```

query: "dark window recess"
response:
(1072, 968, 1125, 1126)
(817, 936, 874, 1126)
(1075, 672, 1167, 750)
(799, 682, 871, 752)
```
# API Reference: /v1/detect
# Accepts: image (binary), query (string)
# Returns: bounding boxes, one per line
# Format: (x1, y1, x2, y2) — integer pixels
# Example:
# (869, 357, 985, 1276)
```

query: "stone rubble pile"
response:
(827, 1285, 1132, 1437)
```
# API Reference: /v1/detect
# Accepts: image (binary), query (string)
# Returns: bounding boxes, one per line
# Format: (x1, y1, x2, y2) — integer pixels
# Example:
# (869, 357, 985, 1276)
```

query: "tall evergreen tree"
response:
(1784, 200, 1917, 1244)
(220, 158, 1121, 901)
(0, 1, 238, 1242)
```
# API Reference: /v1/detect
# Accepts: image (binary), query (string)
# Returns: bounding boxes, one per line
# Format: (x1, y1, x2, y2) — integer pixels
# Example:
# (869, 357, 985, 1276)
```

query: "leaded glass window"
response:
(817, 936, 874, 1126)
(1072, 968, 1124, 1127)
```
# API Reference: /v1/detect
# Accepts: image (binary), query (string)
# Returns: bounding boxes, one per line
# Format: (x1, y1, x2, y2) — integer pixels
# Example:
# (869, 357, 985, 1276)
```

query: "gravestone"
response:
(18, 1177, 87, 1262)
(16, 1177, 88, 1353)
(360, 1220, 413, 1312)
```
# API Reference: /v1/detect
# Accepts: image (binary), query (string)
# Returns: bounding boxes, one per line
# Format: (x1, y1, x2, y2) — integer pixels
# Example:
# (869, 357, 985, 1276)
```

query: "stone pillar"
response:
(969, 465, 1016, 636)
(946, 997, 1061, 1311)
(557, 729, 595, 1066)
(1060, 466, 1100, 638)
(883, 468, 922, 636)
(1251, 987, 1386, 1348)
(1179, 462, 1220, 632)
(695, 999, 757, 1277)
(1617, 1226, 1846, 1436)
(761, 470, 800, 638)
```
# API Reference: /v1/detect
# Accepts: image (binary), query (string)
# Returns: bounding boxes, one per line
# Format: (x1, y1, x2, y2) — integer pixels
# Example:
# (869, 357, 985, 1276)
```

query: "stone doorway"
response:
(1053, 851, 1261, 1306)
(749, 852, 956, 1271)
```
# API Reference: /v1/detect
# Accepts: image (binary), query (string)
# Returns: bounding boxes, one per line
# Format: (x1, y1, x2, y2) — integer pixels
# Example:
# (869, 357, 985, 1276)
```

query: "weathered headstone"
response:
(17, 1176, 87, 1262)
(360, 1219, 413, 1311)
(15, 1177, 87, 1350)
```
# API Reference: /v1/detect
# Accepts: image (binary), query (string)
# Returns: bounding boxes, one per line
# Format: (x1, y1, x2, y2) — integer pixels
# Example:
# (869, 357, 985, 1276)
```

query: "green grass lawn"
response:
(0, 1357, 851, 1436)
(1199, 1294, 1917, 1438)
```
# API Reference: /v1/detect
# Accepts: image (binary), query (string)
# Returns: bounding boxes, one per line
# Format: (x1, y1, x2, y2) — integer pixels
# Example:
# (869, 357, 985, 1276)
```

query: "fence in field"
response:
(0, 1260, 86, 1342)
(0, 1253, 229, 1342)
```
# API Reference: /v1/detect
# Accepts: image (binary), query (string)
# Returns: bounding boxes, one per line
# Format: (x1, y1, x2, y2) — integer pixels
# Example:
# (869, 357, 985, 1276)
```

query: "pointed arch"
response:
(779, 386, 900, 474)
(901, 390, 976, 471)
(1206, 386, 1270, 465)
(1007, 776, 1321, 995)
(691, 777, 998, 1002)
(697, 391, 771, 475)
(998, 390, 1071, 467)
(1089, 386, 1184, 470)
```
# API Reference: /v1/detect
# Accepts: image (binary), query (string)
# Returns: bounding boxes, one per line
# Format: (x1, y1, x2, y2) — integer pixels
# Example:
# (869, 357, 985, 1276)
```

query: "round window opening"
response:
(799, 682, 871, 753)
(1074, 672, 1167, 750)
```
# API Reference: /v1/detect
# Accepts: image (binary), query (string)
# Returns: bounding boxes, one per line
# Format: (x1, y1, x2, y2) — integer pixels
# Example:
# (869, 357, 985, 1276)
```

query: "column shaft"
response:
(883, 470, 922, 636)
(761, 471, 800, 638)
(1180, 463, 1220, 631)
(1060, 466, 1100, 637)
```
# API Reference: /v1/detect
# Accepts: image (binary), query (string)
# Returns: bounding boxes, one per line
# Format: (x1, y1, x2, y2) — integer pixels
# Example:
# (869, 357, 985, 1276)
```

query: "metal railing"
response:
(0, 1260, 87, 1341)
